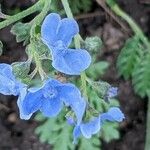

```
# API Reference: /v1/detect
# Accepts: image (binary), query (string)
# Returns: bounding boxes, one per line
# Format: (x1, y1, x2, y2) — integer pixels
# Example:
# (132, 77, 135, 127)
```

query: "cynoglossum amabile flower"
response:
(41, 13, 91, 75)
(20, 78, 86, 124)
(73, 107, 124, 143)
(0, 63, 25, 96)
(107, 87, 118, 98)
(105, 86, 118, 102)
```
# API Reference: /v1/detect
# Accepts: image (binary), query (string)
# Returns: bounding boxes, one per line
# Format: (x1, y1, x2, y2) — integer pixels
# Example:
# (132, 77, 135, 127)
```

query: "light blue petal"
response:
(101, 107, 125, 122)
(57, 18, 79, 46)
(22, 89, 43, 115)
(73, 125, 81, 144)
(44, 78, 62, 88)
(41, 13, 61, 46)
(17, 87, 32, 120)
(57, 83, 85, 124)
(0, 63, 21, 95)
(80, 116, 101, 138)
(52, 48, 91, 75)
(40, 96, 63, 117)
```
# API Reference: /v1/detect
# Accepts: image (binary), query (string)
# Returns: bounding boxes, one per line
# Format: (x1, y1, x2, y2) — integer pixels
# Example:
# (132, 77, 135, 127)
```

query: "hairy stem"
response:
(61, 0, 88, 98)
(30, 0, 51, 38)
(0, 0, 43, 30)
(106, 0, 150, 49)
(30, 0, 51, 80)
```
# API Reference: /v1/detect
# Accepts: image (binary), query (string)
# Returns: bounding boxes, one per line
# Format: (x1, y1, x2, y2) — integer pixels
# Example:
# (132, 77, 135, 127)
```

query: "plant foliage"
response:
(35, 87, 121, 150)
(117, 36, 143, 80)
(51, 0, 93, 15)
(132, 53, 150, 97)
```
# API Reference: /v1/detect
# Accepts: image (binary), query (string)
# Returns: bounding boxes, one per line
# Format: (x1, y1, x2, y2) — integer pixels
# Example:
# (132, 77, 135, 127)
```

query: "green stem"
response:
(0, 0, 43, 30)
(61, 0, 88, 98)
(106, 0, 150, 49)
(145, 97, 150, 150)
(30, 0, 51, 38)
(29, 0, 51, 80)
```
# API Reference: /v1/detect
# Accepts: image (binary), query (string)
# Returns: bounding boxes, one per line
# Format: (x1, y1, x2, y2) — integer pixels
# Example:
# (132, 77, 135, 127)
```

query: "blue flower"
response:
(73, 107, 124, 143)
(20, 78, 86, 123)
(101, 107, 125, 122)
(106, 87, 118, 98)
(41, 13, 91, 75)
(0, 63, 25, 96)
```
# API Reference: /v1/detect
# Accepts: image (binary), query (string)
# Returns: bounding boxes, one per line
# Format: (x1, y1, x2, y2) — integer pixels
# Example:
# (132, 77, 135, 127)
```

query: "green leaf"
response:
(0, 40, 3, 56)
(79, 135, 101, 150)
(87, 79, 110, 99)
(87, 61, 109, 79)
(87, 86, 104, 111)
(68, 0, 92, 14)
(101, 122, 120, 142)
(117, 36, 143, 79)
(132, 53, 150, 97)
(12, 61, 31, 84)
(11, 22, 31, 45)
(35, 112, 75, 150)
(50, 0, 92, 15)
(27, 38, 51, 60)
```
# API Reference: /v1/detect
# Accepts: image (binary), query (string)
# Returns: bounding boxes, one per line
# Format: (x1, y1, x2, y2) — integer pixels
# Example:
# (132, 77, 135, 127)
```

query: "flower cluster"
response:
(0, 13, 124, 143)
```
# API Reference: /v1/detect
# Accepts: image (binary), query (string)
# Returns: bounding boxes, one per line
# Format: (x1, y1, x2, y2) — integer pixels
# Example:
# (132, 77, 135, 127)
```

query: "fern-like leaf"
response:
(117, 36, 143, 79)
(132, 53, 150, 97)
(79, 135, 101, 150)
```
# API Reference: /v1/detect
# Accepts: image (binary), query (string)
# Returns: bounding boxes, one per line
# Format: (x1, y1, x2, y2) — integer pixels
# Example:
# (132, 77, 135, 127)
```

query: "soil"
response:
(0, 0, 150, 150)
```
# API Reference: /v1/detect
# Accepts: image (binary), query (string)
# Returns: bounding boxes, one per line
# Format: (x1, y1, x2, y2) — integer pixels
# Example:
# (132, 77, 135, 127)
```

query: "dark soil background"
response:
(0, 0, 150, 150)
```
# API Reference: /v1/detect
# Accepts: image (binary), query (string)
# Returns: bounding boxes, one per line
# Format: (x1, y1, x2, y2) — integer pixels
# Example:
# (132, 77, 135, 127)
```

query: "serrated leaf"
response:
(101, 122, 120, 142)
(87, 61, 109, 79)
(132, 53, 150, 97)
(117, 36, 143, 79)
(11, 22, 31, 45)
(53, 124, 74, 150)
(79, 135, 101, 150)
(35, 112, 75, 150)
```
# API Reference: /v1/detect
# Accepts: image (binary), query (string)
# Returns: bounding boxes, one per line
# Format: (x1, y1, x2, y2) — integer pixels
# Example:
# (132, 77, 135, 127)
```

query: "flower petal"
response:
(57, 83, 85, 124)
(57, 18, 79, 46)
(21, 89, 43, 116)
(107, 87, 118, 98)
(101, 107, 125, 122)
(52, 48, 91, 75)
(41, 13, 61, 46)
(17, 88, 32, 120)
(80, 116, 101, 139)
(40, 96, 63, 117)
(73, 125, 81, 144)
(0, 63, 21, 95)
